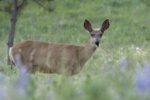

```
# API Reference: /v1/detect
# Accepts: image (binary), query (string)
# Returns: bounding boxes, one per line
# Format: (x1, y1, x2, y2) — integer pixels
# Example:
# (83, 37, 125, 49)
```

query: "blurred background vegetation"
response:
(0, 0, 150, 100)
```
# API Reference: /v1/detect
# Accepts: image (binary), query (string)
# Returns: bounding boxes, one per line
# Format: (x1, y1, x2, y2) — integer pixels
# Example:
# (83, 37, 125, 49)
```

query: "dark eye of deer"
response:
(99, 34, 102, 37)
(91, 34, 95, 37)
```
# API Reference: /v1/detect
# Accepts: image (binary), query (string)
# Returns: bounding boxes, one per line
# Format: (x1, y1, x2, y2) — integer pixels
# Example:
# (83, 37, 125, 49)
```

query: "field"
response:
(0, 0, 150, 100)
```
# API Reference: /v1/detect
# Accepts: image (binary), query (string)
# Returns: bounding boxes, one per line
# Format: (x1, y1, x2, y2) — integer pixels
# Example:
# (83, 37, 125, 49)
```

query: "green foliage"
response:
(0, 0, 25, 13)
(142, 0, 150, 6)
(0, 0, 54, 13)
(0, 0, 150, 100)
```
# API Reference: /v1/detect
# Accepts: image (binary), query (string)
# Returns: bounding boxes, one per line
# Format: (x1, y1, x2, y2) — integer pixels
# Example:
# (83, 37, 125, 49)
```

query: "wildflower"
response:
(77, 89, 84, 96)
(46, 91, 53, 100)
(136, 61, 150, 92)
(17, 67, 29, 88)
(47, 78, 51, 84)
(15, 54, 29, 97)
(0, 93, 4, 100)
(0, 85, 7, 100)
(0, 73, 4, 83)
(15, 53, 29, 88)
(105, 63, 111, 70)
(15, 54, 24, 68)
(119, 57, 127, 68)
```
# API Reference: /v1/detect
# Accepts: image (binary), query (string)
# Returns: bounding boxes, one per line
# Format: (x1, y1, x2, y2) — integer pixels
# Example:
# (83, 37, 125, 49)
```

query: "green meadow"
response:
(0, 0, 150, 100)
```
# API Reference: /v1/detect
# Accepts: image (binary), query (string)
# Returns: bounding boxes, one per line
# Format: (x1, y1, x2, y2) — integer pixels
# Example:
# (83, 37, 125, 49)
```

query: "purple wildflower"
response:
(119, 57, 128, 74)
(119, 57, 127, 68)
(15, 67, 29, 97)
(105, 63, 111, 70)
(77, 88, 84, 96)
(0, 85, 7, 100)
(136, 61, 150, 92)
(46, 91, 53, 100)
(17, 67, 29, 88)
(15, 53, 29, 88)
(0, 73, 4, 83)
(0, 89, 4, 100)
(47, 78, 51, 84)
(0, 93, 4, 100)
(15, 54, 29, 97)
(15, 54, 24, 68)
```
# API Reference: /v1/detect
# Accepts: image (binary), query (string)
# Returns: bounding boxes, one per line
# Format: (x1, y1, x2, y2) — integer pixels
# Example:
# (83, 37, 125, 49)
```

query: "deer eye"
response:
(99, 34, 103, 37)
(91, 34, 95, 37)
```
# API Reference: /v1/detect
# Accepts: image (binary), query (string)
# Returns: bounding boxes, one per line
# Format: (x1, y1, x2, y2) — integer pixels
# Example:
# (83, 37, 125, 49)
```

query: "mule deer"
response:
(9, 19, 110, 75)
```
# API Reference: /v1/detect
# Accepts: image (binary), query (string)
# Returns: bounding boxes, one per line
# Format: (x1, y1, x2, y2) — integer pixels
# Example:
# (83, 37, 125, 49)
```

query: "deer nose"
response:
(95, 41, 99, 47)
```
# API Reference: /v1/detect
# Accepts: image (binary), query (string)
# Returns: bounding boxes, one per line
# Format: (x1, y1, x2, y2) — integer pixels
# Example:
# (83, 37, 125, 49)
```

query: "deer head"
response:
(84, 19, 110, 47)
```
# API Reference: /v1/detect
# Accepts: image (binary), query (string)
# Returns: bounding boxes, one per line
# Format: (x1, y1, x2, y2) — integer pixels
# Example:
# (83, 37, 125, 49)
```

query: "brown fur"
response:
(10, 40, 96, 75)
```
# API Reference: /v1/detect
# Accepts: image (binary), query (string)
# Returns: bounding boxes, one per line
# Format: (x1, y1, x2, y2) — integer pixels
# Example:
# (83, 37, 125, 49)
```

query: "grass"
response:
(0, 0, 150, 100)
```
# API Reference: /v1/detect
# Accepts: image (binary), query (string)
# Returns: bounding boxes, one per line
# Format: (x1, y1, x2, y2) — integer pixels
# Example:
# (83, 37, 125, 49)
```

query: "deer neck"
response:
(84, 39, 97, 58)
(79, 39, 97, 67)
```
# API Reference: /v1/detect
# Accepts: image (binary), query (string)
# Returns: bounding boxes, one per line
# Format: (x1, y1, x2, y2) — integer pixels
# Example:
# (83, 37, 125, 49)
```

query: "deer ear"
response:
(101, 19, 110, 32)
(84, 19, 93, 32)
